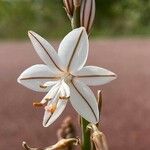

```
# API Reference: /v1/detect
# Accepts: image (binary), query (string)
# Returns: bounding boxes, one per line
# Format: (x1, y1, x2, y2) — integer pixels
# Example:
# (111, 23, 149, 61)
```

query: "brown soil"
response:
(0, 39, 150, 150)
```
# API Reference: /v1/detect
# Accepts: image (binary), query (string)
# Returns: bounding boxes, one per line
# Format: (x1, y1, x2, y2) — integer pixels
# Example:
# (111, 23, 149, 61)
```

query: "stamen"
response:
(59, 96, 70, 100)
(33, 102, 44, 107)
(45, 97, 52, 101)
(39, 84, 47, 89)
(45, 104, 57, 113)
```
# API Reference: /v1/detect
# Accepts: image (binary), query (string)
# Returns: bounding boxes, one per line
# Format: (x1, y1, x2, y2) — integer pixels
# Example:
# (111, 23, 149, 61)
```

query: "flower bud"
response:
(80, 0, 96, 33)
(87, 124, 109, 150)
(73, 0, 81, 7)
(63, 0, 74, 17)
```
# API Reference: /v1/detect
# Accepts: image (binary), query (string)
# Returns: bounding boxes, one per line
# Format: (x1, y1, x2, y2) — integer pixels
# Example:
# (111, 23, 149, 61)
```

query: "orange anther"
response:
(45, 97, 51, 101)
(59, 96, 70, 100)
(39, 85, 47, 89)
(33, 102, 43, 107)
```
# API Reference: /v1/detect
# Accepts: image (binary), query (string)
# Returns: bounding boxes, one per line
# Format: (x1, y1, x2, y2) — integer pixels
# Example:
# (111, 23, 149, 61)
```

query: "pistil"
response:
(45, 104, 57, 113)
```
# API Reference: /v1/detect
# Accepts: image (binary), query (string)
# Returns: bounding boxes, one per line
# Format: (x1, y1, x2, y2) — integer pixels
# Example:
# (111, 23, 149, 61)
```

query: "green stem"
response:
(71, 3, 80, 28)
(81, 118, 91, 150)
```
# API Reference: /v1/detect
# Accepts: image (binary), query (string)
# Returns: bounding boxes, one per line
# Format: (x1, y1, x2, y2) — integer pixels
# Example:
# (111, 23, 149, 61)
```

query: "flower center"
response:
(39, 73, 73, 90)
(62, 72, 73, 84)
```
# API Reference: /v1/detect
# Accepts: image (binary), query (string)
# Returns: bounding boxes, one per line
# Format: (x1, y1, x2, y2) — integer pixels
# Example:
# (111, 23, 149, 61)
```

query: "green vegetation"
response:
(94, 0, 150, 37)
(0, 0, 150, 39)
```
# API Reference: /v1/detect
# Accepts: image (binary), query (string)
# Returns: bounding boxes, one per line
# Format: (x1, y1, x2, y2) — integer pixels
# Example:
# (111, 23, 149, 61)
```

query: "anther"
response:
(33, 102, 44, 107)
(59, 96, 70, 100)
(39, 84, 47, 89)
(45, 97, 51, 101)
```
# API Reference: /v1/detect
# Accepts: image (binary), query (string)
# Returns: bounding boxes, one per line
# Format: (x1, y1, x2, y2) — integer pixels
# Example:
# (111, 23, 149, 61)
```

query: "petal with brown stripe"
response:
(69, 79, 99, 124)
(43, 82, 68, 127)
(58, 27, 89, 73)
(43, 99, 67, 127)
(28, 31, 64, 74)
(17, 64, 61, 92)
(40, 81, 61, 104)
(73, 66, 117, 86)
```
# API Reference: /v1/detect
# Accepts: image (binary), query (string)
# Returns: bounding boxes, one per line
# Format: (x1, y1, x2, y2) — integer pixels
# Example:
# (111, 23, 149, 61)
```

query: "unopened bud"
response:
(87, 124, 109, 150)
(73, 0, 81, 7)
(80, 0, 96, 33)
(63, 0, 74, 17)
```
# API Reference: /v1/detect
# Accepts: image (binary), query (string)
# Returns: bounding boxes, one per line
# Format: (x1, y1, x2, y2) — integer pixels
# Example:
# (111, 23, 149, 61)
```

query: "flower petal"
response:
(40, 81, 61, 104)
(62, 81, 70, 97)
(42, 82, 68, 127)
(73, 66, 117, 86)
(17, 64, 60, 92)
(58, 27, 89, 73)
(69, 79, 99, 123)
(43, 99, 67, 127)
(28, 31, 64, 74)
(43, 81, 59, 87)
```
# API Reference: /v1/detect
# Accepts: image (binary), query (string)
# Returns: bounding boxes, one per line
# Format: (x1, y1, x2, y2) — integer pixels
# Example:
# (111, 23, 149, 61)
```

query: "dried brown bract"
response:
(87, 124, 109, 150)
(22, 138, 80, 150)
(57, 116, 76, 140)
(57, 117, 76, 150)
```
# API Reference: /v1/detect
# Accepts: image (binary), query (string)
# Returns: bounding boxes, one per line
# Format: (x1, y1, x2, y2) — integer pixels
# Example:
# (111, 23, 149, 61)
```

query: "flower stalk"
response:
(72, 0, 81, 28)
(81, 118, 91, 150)
(72, 1, 91, 150)
(72, 1, 90, 150)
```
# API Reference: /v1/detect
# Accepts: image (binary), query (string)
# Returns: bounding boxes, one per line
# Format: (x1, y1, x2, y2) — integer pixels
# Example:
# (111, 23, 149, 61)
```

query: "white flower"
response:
(17, 27, 116, 127)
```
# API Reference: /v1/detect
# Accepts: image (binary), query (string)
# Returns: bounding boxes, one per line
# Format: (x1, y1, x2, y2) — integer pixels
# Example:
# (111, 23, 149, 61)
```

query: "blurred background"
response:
(0, 0, 150, 39)
(0, 0, 150, 150)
